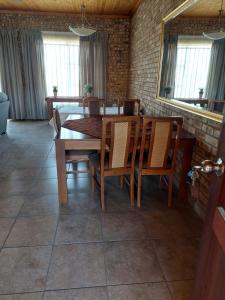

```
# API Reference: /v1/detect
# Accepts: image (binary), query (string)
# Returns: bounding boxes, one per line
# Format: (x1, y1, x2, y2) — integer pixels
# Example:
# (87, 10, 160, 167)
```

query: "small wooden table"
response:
(46, 96, 83, 120)
(55, 114, 196, 205)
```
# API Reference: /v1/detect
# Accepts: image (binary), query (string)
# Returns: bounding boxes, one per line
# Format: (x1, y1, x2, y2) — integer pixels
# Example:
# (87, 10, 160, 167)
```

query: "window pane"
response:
(43, 32, 79, 97)
(174, 36, 212, 99)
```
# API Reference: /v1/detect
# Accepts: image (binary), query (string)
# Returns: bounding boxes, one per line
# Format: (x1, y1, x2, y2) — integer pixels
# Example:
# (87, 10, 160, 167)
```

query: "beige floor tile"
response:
(105, 240, 164, 285)
(0, 218, 14, 247)
(29, 179, 58, 195)
(19, 194, 59, 217)
(60, 193, 100, 215)
(104, 197, 136, 213)
(38, 167, 58, 179)
(108, 282, 172, 300)
(141, 209, 201, 239)
(67, 178, 92, 195)
(0, 165, 15, 179)
(0, 246, 51, 293)
(0, 293, 43, 300)
(153, 237, 199, 281)
(0, 180, 33, 196)
(44, 287, 107, 300)
(46, 243, 106, 289)
(7, 168, 42, 181)
(55, 214, 102, 244)
(5, 215, 58, 247)
(0, 195, 25, 217)
(7, 158, 46, 169)
(168, 280, 193, 300)
(101, 213, 147, 241)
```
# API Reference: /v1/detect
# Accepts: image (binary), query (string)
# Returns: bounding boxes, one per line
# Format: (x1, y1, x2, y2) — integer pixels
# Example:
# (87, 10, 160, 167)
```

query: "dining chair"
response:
(89, 115, 140, 211)
(83, 96, 105, 116)
(53, 109, 90, 174)
(118, 99, 141, 116)
(137, 116, 183, 208)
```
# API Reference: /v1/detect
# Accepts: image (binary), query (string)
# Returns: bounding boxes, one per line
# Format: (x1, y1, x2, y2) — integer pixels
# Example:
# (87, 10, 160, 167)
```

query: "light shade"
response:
(69, 26, 96, 37)
(203, 29, 225, 40)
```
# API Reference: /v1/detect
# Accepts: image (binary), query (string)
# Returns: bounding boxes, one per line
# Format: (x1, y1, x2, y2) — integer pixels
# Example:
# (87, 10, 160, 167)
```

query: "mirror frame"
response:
(156, 0, 223, 123)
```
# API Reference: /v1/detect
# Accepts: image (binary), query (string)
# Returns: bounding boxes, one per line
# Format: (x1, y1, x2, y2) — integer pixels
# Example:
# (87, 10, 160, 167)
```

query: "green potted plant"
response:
(199, 88, 204, 99)
(53, 86, 58, 98)
(84, 84, 93, 96)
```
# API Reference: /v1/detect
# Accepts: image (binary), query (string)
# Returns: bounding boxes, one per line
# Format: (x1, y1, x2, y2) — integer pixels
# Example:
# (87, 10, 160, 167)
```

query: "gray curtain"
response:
(0, 30, 25, 119)
(79, 32, 108, 99)
(160, 34, 178, 98)
(20, 31, 47, 119)
(205, 39, 225, 102)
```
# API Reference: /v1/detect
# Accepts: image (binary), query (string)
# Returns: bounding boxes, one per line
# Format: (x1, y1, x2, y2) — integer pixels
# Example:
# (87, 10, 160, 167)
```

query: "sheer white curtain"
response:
(42, 32, 79, 97)
(174, 36, 212, 99)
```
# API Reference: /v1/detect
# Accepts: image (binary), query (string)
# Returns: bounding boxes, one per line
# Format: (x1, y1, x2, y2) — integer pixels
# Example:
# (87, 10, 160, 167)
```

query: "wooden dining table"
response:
(55, 114, 196, 205)
(46, 96, 84, 120)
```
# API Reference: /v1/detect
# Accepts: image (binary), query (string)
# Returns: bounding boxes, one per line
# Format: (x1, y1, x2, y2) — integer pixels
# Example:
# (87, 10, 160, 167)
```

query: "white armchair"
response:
(0, 92, 9, 134)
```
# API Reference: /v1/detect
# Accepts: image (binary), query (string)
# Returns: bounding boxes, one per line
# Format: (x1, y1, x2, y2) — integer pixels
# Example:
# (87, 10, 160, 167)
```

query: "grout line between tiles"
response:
(165, 281, 176, 300)
(42, 212, 60, 300)
(1, 201, 25, 249)
(99, 214, 110, 300)
(0, 278, 196, 297)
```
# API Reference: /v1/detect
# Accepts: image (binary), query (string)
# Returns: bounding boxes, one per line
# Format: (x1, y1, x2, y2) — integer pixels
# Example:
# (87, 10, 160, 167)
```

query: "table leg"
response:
(178, 143, 194, 201)
(55, 139, 68, 204)
(47, 99, 53, 120)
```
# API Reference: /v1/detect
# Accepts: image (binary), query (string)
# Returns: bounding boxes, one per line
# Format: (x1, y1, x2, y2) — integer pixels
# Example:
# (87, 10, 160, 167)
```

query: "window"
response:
(43, 32, 79, 97)
(174, 36, 212, 99)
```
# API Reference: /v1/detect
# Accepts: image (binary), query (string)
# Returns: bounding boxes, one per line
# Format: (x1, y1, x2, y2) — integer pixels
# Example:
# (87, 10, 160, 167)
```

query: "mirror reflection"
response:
(159, 0, 225, 114)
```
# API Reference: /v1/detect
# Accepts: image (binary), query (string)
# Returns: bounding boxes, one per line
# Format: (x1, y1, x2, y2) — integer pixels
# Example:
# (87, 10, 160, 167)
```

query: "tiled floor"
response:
(0, 120, 203, 299)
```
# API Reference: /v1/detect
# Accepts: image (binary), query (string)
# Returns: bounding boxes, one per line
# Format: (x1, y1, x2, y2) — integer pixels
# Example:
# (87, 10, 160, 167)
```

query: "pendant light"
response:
(69, 3, 96, 37)
(203, 0, 225, 40)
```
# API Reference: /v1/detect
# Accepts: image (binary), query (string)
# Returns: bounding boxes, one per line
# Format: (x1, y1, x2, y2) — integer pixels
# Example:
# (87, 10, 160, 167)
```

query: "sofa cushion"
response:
(0, 92, 8, 103)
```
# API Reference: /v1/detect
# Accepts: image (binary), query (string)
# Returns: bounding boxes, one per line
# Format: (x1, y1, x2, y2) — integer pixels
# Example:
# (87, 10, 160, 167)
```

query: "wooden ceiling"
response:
(182, 0, 225, 17)
(0, 0, 141, 15)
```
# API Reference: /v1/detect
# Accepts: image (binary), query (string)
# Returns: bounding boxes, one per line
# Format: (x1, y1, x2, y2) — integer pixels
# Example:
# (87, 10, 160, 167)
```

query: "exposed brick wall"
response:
(129, 0, 222, 218)
(0, 12, 130, 103)
(166, 16, 225, 35)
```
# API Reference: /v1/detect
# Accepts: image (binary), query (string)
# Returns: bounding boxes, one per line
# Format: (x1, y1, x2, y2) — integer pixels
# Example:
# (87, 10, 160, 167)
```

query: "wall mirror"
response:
(157, 0, 225, 122)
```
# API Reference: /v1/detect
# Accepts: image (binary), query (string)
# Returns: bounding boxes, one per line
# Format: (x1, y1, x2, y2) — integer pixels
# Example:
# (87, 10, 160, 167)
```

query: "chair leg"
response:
(159, 175, 163, 189)
(100, 175, 105, 211)
(120, 176, 124, 189)
(91, 165, 96, 192)
(87, 160, 90, 173)
(130, 174, 134, 208)
(72, 161, 78, 172)
(137, 173, 142, 208)
(168, 175, 173, 208)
